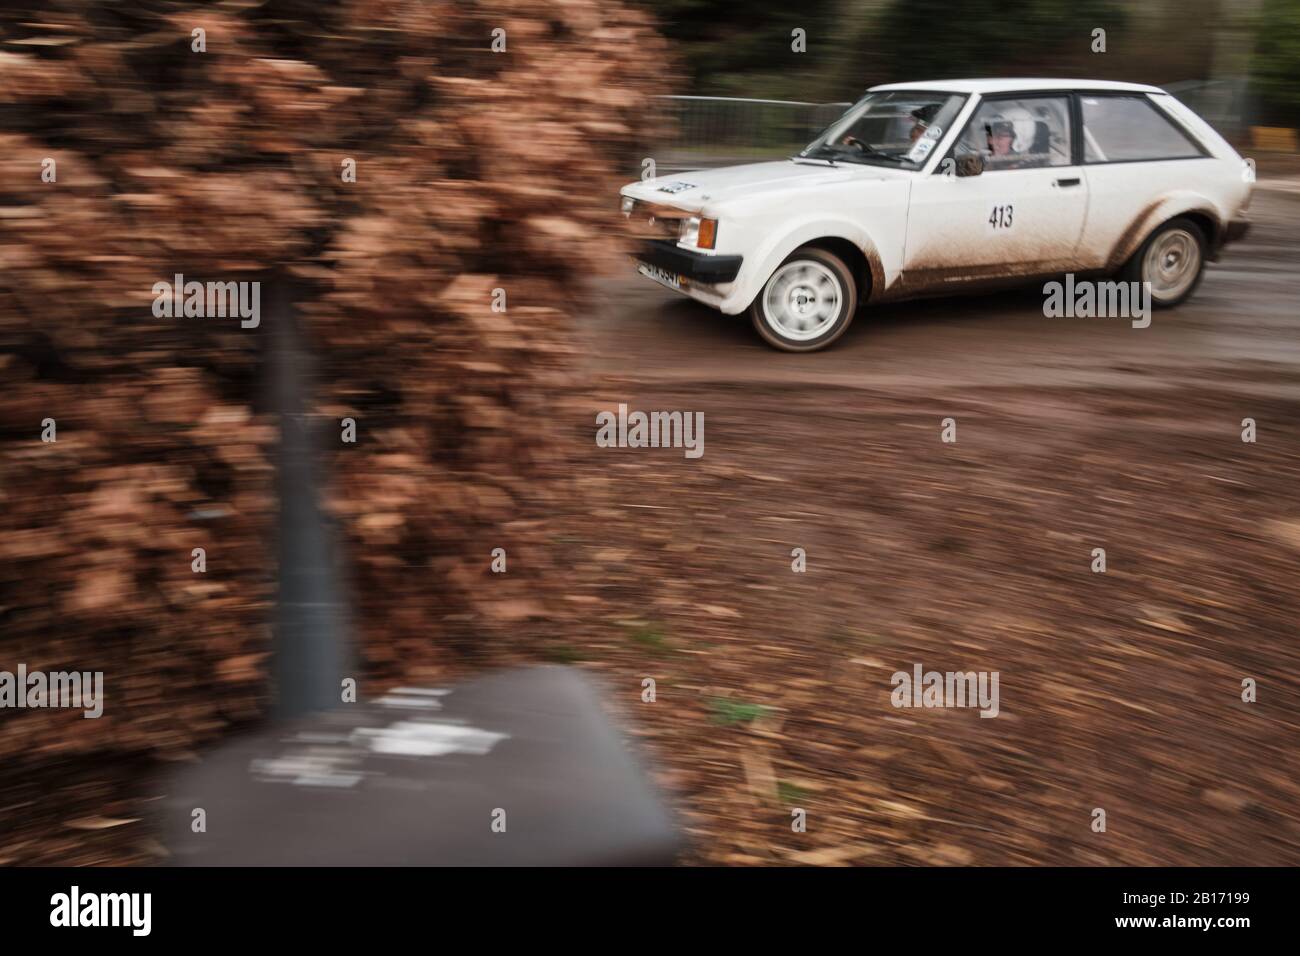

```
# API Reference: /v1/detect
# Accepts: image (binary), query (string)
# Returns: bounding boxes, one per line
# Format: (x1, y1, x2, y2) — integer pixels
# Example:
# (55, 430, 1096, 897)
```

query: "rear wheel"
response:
(749, 247, 857, 352)
(1121, 217, 1207, 307)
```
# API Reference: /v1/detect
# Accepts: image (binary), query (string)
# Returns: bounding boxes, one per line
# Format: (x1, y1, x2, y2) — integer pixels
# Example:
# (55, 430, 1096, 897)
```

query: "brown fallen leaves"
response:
(0, 0, 672, 863)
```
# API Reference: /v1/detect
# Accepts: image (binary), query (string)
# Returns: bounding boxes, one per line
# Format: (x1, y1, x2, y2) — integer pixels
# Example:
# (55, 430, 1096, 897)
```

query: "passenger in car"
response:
(984, 119, 1027, 169)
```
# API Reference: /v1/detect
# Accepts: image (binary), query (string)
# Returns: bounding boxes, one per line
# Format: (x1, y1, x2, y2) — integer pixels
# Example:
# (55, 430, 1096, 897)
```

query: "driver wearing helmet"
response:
(908, 103, 941, 144)
(841, 101, 943, 154)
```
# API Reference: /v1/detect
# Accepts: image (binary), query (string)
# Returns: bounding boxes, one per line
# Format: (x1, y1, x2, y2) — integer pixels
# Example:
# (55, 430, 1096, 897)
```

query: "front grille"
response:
(624, 199, 688, 241)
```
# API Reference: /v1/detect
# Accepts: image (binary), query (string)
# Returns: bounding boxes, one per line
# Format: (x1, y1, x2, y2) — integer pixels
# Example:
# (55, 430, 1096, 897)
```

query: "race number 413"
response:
(987, 203, 1014, 231)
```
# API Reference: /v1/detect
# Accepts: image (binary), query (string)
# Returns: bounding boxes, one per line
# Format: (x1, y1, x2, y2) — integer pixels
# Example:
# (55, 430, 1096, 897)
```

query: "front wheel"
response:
(749, 247, 857, 352)
(1122, 217, 1207, 308)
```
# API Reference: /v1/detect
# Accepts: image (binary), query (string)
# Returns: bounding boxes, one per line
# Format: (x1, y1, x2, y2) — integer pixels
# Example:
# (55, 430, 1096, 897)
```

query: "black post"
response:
(267, 278, 352, 719)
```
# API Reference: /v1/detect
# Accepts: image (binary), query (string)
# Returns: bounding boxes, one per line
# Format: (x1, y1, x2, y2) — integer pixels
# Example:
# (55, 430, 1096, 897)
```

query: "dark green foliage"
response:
(1252, 0, 1300, 126)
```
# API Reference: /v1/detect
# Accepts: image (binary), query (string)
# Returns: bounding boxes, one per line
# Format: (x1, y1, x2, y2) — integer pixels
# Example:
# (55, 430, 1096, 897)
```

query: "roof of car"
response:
(870, 78, 1165, 95)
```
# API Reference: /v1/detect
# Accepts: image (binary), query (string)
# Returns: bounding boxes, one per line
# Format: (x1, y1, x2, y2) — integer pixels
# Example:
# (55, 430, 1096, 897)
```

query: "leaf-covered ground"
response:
(545, 383, 1300, 865)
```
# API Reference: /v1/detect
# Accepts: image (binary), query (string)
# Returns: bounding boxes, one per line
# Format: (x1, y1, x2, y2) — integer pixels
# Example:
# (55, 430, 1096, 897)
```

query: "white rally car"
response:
(620, 79, 1252, 351)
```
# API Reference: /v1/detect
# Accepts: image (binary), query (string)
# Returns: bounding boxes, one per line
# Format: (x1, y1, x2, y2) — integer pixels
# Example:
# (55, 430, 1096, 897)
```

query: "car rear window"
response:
(1081, 95, 1204, 163)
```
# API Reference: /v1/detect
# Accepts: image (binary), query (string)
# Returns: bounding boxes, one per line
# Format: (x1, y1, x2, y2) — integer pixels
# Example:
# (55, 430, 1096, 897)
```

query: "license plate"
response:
(636, 261, 684, 291)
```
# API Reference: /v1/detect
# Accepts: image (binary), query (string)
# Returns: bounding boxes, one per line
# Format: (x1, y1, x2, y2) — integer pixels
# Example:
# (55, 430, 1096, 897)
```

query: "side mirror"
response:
(956, 154, 984, 178)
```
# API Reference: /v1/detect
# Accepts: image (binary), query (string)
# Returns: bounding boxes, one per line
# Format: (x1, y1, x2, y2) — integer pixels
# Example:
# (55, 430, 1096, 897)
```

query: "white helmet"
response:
(983, 105, 1037, 152)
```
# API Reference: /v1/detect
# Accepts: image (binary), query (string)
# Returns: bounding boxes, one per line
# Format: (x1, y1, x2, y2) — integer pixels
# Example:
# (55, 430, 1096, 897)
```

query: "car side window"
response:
(1081, 95, 1204, 163)
(954, 96, 1072, 171)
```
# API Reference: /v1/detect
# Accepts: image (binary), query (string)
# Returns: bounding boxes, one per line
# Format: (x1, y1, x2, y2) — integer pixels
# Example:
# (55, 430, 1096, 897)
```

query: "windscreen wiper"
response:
(793, 145, 839, 165)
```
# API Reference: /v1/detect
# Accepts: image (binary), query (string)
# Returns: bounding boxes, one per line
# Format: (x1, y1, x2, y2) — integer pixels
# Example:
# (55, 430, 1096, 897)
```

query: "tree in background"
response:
(876, 0, 1128, 79)
(643, 0, 1145, 99)
(646, 0, 1300, 113)
(1251, 0, 1300, 126)
(645, 0, 845, 98)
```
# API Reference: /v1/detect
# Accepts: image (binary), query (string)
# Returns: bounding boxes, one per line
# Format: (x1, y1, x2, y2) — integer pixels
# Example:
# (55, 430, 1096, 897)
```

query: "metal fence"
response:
(649, 95, 852, 173)
(1162, 79, 1253, 141)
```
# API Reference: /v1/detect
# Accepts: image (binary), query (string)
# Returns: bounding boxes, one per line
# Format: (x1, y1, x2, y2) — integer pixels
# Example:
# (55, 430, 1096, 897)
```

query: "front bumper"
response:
(635, 239, 743, 284)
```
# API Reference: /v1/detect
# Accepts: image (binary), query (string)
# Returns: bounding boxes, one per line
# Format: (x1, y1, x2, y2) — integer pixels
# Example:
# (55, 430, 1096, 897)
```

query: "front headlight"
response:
(620, 196, 635, 216)
(679, 216, 717, 249)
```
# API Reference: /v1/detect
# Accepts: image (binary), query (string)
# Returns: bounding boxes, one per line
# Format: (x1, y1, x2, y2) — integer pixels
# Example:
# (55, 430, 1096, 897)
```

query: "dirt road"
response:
(553, 184, 1300, 865)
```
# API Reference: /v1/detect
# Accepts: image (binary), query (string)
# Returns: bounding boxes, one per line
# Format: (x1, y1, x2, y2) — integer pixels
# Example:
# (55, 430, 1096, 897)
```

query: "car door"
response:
(903, 93, 1088, 286)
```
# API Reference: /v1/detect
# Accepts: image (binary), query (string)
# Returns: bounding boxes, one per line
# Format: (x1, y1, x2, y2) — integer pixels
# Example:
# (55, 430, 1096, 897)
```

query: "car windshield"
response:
(800, 91, 967, 169)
